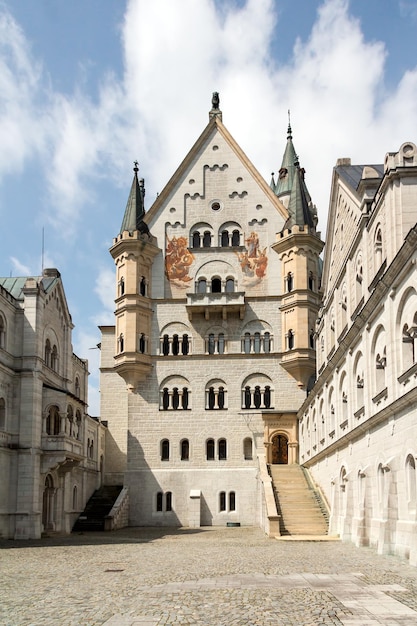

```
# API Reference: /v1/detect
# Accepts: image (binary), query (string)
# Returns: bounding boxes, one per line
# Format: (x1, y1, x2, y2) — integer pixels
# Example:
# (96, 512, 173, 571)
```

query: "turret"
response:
(109, 163, 160, 389)
(272, 122, 324, 391)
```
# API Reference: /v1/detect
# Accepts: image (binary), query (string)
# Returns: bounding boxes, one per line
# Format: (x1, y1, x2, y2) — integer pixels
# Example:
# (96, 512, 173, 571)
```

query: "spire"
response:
(287, 163, 315, 228)
(120, 162, 149, 235)
(273, 116, 316, 228)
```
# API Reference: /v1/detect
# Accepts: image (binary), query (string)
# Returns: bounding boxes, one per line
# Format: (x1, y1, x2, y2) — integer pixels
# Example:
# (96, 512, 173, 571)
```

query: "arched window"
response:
(156, 492, 163, 511)
(203, 231, 211, 247)
(308, 272, 315, 291)
(206, 438, 215, 460)
(76, 410, 82, 439)
(166, 491, 172, 511)
(218, 386, 225, 409)
(218, 333, 225, 354)
(208, 386, 215, 409)
(182, 334, 189, 355)
(229, 491, 236, 511)
(67, 405, 74, 437)
(75, 377, 80, 398)
(192, 231, 201, 248)
(244, 332, 251, 354)
(0, 315, 6, 349)
(309, 329, 315, 349)
(197, 278, 207, 294)
(172, 387, 179, 410)
(286, 272, 293, 292)
(119, 277, 125, 296)
(44, 339, 51, 367)
(161, 439, 170, 461)
(0, 397, 5, 430)
(264, 332, 271, 353)
(219, 491, 226, 511)
(51, 345, 58, 372)
(287, 330, 294, 350)
(243, 437, 253, 460)
(181, 439, 189, 460)
(182, 387, 189, 410)
(140, 276, 147, 296)
(139, 333, 146, 354)
(211, 277, 221, 293)
(208, 334, 215, 355)
(118, 334, 124, 353)
(172, 334, 179, 356)
(72, 485, 78, 510)
(46, 406, 60, 435)
(231, 230, 240, 247)
(218, 438, 227, 460)
(375, 227, 383, 267)
(225, 278, 235, 293)
(221, 230, 229, 247)
(162, 334, 169, 356)
(253, 332, 261, 354)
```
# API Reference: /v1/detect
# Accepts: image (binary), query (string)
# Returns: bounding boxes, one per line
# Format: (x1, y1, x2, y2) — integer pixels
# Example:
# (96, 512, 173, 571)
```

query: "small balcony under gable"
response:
(186, 291, 246, 320)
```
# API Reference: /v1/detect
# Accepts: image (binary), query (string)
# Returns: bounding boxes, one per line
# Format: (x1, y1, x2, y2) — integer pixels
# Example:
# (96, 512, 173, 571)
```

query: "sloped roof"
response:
(336, 164, 384, 190)
(119, 163, 149, 235)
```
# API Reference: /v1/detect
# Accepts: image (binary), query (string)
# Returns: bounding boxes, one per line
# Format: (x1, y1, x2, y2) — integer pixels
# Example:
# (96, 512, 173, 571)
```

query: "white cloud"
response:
(10, 256, 32, 276)
(93, 266, 116, 325)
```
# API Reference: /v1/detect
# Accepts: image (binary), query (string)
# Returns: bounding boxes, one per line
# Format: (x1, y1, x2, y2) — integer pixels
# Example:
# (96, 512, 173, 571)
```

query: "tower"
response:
(271, 123, 324, 390)
(109, 163, 160, 390)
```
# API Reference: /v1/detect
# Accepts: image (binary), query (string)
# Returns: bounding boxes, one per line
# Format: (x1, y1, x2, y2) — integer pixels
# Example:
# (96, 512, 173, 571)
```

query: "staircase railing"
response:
(301, 466, 330, 528)
(258, 455, 281, 537)
(104, 487, 129, 531)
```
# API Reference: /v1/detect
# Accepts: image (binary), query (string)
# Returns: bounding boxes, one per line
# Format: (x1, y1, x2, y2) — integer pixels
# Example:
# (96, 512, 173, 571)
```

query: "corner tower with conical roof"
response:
(272, 122, 324, 391)
(109, 163, 160, 389)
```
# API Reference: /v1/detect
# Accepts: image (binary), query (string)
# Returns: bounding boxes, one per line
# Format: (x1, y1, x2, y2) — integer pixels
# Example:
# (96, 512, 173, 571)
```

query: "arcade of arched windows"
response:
(190, 223, 243, 249)
(196, 275, 236, 294)
(157, 436, 253, 463)
(205, 381, 227, 410)
(159, 379, 191, 410)
(241, 330, 272, 354)
(241, 376, 273, 410)
(160, 332, 191, 356)
(44, 338, 59, 372)
(44, 404, 82, 439)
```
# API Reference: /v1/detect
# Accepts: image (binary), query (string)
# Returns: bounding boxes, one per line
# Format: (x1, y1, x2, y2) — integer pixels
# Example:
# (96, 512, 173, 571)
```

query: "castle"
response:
(1, 96, 416, 565)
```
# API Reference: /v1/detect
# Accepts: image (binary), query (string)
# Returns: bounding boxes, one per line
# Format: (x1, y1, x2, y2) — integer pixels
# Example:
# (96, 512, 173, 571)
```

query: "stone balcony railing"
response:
(186, 291, 246, 320)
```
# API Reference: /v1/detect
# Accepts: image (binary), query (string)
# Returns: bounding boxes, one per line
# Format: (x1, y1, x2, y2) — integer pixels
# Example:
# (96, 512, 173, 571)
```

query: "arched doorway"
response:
(271, 434, 288, 464)
(42, 474, 56, 531)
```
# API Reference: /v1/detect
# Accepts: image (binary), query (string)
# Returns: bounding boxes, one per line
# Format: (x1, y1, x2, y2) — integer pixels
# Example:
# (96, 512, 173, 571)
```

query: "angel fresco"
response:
(165, 235, 195, 287)
(236, 231, 268, 286)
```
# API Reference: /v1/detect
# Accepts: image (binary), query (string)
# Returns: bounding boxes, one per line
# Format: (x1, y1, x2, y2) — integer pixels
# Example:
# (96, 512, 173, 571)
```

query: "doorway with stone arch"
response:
(271, 433, 289, 464)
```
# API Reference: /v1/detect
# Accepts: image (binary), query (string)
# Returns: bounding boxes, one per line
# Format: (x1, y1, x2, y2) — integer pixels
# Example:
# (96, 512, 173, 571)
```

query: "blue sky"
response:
(1, 0, 417, 415)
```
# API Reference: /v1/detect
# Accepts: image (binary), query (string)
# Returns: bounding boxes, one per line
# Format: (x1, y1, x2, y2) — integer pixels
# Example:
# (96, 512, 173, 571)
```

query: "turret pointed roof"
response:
(273, 118, 316, 228)
(274, 122, 298, 197)
(287, 162, 315, 228)
(120, 162, 149, 235)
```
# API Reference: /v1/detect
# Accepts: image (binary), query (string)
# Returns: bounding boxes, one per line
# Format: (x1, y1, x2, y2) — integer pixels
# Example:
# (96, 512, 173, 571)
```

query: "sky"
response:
(1, 0, 417, 415)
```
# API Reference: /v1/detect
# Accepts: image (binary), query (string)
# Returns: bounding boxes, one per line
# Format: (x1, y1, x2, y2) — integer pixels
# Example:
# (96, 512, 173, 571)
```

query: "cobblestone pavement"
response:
(2, 527, 417, 626)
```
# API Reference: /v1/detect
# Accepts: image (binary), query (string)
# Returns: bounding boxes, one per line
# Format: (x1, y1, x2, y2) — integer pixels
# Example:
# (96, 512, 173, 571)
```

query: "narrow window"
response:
(162, 388, 169, 410)
(229, 491, 236, 511)
(182, 334, 189, 355)
(181, 439, 189, 460)
(161, 439, 170, 461)
(211, 277, 221, 293)
(218, 333, 225, 354)
(244, 333, 251, 354)
(206, 438, 215, 460)
(287, 272, 293, 292)
(44, 339, 51, 367)
(264, 386, 271, 409)
(218, 387, 225, 409)
(72, 485, 78, 510)
(156, 492, 163, 511)
(182, 387, 189, 410)
(139, 333, 146, 353)
(244, 386, 251, 409)
(208, 333, 215, 354)
(243, 437, 253, 460)
(225, 278, 234, 293)
(0, 316, 5, 349)
(198, 278, 207, 294)
(119, 277, 125, 296)
(208, 387, 215, 410)
(231, 230, 240, 246)
(166, 491, 172, 512)
(118, 334, 124, 353)
(203, 231, 211, 247)
(287, 330, 294, 350)
(254, 386, 261, 409)
(308, 272, 314, 291)
(172, 387, 179, 410)
(192, 231, 200, 248)
(221, 230, 229, 247)
(162, 334, 170, 356)
(253, 332, 261, 354)
(75, 377, 80, 398)
(172, 334, 179, 356)
(218, 438, 227, 460)
(219, 491, 226, 511)
(264, 332, 271, 353)
(51, 345, 58, 371)
(0, 398, 5, 431)
(140, 276, 146, 296)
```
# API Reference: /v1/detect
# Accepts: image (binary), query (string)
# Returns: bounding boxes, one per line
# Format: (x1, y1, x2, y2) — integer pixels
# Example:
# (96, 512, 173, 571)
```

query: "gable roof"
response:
(144, 114, 289, 226)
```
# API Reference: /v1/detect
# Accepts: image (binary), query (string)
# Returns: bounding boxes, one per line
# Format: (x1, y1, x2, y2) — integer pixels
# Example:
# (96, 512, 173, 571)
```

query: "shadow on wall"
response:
(127, 430, 181, 527)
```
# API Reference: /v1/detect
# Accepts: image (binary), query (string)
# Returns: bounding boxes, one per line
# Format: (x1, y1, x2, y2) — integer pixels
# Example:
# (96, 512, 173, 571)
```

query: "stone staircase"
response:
(270, 464, 329, 536)
(72, 485, 123, 532)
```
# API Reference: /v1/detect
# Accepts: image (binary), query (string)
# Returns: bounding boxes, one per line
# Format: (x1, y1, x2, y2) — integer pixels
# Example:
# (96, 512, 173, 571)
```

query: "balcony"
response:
(41, 434, 83, 473)
(186, 291, 246, 321)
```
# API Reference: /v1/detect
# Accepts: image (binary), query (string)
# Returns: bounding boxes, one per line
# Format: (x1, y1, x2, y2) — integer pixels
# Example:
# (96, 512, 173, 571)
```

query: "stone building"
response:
(100, 96, 323, 533)
(0, 268, 105, 539)
(299, 142, 417, 564)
